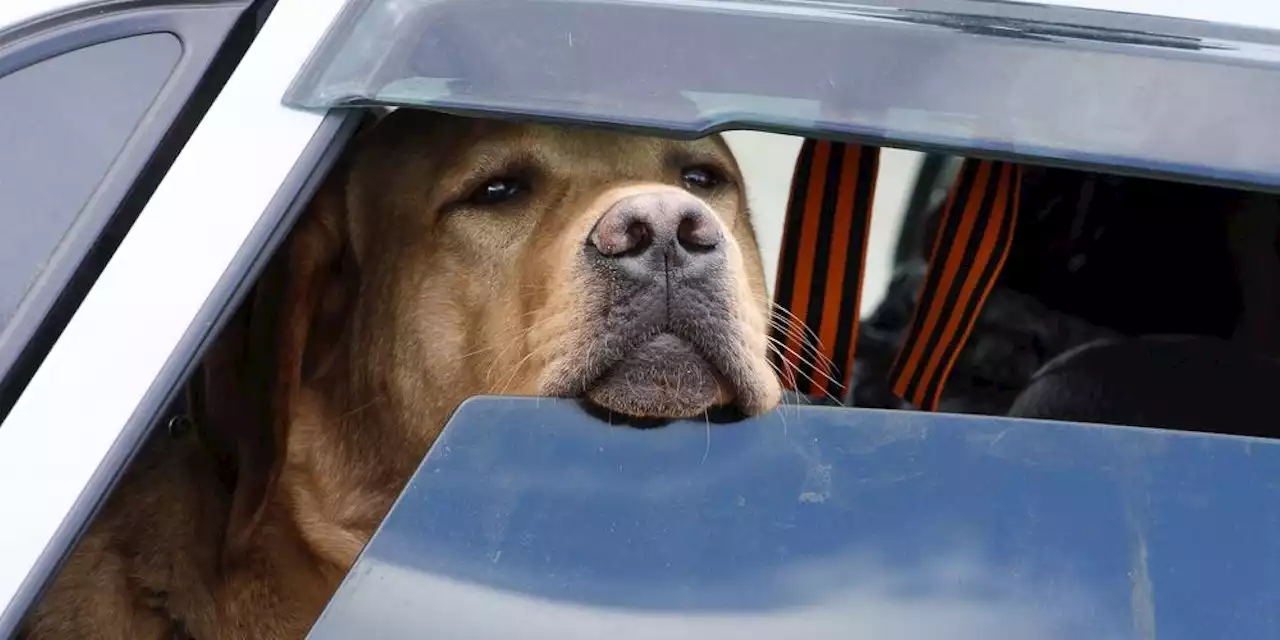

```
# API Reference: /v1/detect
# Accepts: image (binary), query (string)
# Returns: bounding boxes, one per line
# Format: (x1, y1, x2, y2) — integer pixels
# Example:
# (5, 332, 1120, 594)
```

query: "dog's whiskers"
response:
(494, 338, 563, 395)
(477, 312, 570, 386)
(702, 408, 711, 464)
(761, 347, 800, 432)
(765, 337, 846, 407)
(766, 344, 843, 403)
(336, 395, 387, 421)
(764, 333, 841, 386)
(768, 324, 839, 378)
(768, 325, 839, 378)
(767, 304, 839, 371)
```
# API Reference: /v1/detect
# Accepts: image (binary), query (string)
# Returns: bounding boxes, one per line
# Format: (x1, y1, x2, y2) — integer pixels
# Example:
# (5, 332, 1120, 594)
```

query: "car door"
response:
(0, 0, 359, 632)
(6, 0, 1280, 636)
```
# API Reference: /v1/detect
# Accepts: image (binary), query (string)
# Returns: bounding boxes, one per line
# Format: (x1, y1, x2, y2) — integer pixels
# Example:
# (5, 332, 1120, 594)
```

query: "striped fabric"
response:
(888, 159, 1023, 410)
(772, 143, 1022, 411)
(770, 139, 879, 400)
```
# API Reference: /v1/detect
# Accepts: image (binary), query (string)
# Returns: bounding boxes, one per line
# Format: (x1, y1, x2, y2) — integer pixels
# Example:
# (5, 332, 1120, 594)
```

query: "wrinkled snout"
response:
(588, 190, 726, 281)
(539, 181, 781, 421)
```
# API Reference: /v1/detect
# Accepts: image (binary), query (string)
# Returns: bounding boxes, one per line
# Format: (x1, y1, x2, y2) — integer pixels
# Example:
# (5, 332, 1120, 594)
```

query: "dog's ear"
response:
(203, 149, 361, 564)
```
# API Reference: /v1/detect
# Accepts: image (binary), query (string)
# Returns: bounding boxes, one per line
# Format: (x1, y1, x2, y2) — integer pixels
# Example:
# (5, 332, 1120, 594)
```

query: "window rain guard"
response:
(285, 0, 1280, 189)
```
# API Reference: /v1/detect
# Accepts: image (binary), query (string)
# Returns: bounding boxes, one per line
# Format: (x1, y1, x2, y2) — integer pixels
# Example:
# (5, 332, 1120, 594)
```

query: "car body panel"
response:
(310, 397, 1280, 639)
(0, 0, 352, 629)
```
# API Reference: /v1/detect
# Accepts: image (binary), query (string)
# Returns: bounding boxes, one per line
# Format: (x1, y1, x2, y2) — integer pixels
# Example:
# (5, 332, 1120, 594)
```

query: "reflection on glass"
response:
(311, 398, 1280, 639)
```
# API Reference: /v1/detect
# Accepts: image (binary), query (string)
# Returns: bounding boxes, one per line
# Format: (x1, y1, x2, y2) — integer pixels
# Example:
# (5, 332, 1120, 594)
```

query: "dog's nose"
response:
(589, 191, 724, 277)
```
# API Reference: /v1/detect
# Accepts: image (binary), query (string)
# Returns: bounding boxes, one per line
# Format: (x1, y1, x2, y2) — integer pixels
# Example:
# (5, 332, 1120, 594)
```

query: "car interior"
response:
(725, 129, 1280, 439)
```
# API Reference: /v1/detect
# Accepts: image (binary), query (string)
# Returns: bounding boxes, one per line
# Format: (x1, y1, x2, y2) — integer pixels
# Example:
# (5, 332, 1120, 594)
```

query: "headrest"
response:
(1006, 335, 1280, 438)
(771, 140, 1023, 410)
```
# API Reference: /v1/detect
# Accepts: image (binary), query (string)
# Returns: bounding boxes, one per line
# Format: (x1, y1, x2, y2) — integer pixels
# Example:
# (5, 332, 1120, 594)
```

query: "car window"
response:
(0, 0, 254, 417)
(312, 396, 1280, 640)
(0, 33, 181, 333)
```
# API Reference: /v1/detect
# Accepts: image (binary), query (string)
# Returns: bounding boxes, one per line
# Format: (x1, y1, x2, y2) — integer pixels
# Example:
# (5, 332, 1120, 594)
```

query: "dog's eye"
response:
(467, 177, 526, 206)
(681, 166, 724, 191)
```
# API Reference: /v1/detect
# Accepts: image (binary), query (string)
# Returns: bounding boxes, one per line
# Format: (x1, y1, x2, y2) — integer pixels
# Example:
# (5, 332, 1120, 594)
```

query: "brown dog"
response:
(21, 110, 783, 639)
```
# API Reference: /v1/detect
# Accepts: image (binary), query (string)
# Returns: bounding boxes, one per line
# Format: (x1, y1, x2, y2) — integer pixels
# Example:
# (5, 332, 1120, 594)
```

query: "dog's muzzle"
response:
(568, 190, 756, 418)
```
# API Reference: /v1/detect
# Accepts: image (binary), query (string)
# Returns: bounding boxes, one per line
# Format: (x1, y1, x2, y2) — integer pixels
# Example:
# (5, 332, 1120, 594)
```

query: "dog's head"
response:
(207, 110, 781, 566)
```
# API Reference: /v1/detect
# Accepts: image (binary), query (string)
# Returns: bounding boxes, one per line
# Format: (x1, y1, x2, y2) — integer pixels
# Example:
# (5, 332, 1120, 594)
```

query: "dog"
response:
(21, 110, 783, 639)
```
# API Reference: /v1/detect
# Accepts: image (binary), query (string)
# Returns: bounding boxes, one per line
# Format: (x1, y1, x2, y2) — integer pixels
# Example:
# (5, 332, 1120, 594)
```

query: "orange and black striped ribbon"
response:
(770, 139, 880, 401)
(887, 159, 1023, 410)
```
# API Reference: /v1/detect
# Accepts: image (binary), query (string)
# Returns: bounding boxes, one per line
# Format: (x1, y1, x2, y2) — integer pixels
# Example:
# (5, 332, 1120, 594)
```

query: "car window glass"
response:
(0, 33, 180, 332)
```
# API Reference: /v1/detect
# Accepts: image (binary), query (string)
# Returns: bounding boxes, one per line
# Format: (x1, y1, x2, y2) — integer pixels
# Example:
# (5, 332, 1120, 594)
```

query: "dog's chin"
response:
(583, 334, 733, 419)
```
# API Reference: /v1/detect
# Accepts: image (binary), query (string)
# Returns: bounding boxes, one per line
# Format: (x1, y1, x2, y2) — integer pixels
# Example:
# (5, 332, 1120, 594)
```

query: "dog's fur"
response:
(21, 110, 782, 639)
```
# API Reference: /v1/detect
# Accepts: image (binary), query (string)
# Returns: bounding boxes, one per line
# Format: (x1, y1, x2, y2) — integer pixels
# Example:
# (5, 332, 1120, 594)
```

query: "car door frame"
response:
(0, 0, 357, 631)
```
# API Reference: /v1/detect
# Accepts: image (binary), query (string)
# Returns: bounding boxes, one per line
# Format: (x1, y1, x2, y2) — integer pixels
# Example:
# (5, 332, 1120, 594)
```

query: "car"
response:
(2, 0, 1280, 637)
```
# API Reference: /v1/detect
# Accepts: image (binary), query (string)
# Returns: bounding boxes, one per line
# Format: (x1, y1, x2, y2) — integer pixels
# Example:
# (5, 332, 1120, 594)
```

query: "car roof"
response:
(6, 0, 1280, 42)
(0, 0, 228, 34)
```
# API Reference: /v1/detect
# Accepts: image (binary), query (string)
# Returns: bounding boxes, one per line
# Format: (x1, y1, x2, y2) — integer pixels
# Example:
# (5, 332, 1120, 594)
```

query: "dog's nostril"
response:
(677, 210, 720, 253)
(591, 193, 724, 268)
(625, 220, 652, 256)
(592, 214, 651, 257)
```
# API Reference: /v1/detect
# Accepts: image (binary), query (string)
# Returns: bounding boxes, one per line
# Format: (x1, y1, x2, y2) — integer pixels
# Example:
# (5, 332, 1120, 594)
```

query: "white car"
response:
(3, 0, 1280, 637)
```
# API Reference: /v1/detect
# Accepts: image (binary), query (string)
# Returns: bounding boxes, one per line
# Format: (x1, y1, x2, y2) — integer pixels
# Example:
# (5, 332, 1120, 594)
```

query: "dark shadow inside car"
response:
(851, 162, 1280, 438)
